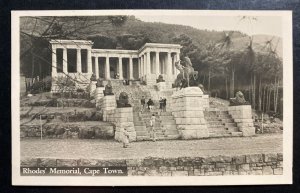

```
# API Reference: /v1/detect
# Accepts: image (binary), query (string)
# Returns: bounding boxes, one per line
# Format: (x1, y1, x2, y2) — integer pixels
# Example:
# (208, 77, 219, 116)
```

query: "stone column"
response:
(167, 52, 172, 77)
(138, 57, 141, 78)
(105, 56, 110, 80)
(76, 48, 81, 73)
(129, 57, 133, 80)
(87, 49, 92, 74)
(118, 57, 123, 79)
(95, 57, 99, 79)
(141, 55, 144, 78)
(51, 46, 57, 77)
(175, 52, 180, 75)
(155, 51, 160, 76)
(63, 48, 67, 73)
(143, 54, 146, 76)
(146, 52, 151, 75)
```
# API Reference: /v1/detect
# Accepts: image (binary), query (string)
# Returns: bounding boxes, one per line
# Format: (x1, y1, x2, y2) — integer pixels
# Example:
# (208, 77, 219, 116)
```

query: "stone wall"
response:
(20, 122, 114, 139)
(21, 153, 283, 176)
(171, 87, 209, 139)
(228, 105, 255, 136)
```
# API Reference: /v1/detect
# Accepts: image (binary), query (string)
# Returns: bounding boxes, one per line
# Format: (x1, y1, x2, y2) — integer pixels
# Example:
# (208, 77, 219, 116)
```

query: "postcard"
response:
(11, 10, 293, 186)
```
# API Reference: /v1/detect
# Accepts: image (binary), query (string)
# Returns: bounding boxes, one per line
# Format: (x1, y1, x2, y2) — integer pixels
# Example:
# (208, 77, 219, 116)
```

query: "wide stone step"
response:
(136, 136, 152, 141)
(159, 116, 174, 120)
(156, 134, 180, 140)
(221, 118, 234, 123)
(209, 132, 232, 138)
(208, 121, 223, 126)
(208, 125, 225, 128)
(134, 126, 147, 131)
(224, 122, 237, 127)
(136, 131, 150, 136)
(231, 131, 243, 137)
(133, 121, 145, 126)
(226, 127, 239, 132)
(164, 129, 179, 135)
(159, 112, 172, 116)
(161, 120, 176, 125)
(161, 125, 177, 130)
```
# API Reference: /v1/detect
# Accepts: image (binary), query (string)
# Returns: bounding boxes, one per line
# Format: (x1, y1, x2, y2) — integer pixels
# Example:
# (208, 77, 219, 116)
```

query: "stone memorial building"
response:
(50, 39, 181, 92)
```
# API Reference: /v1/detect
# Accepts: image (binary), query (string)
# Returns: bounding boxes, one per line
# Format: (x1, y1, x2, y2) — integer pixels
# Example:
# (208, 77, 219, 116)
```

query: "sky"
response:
(136, 15, 282, 37)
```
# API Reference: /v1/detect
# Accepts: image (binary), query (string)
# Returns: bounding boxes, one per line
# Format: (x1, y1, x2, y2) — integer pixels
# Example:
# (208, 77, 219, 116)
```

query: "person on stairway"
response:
(163, 98, 167, 112)
(147, 98, 154, 111)
(159, 97, 164, 112)
(140, 96, 145, 112)
(122, 128, 130, 148)
(150, 114, 157, 142)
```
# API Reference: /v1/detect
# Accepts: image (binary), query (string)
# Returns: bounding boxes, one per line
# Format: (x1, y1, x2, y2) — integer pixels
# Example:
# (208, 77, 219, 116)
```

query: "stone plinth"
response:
(99, 95, 117, 121)
(99, 95, 116, 111)
(89, 81, 97, 96)
(228, 105, 255, 136)
(171, 87, 209, 139)
(95, 87, 105, 108)
(113, 107, 136, 142)
(157, 82, 166, 91)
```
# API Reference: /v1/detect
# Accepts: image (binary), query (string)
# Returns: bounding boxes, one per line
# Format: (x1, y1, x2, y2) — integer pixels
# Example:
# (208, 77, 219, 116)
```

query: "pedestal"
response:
(89, 81, 97, 96)
(171, 87, 209, 139)
(113, 107, 136, 142)
(228, 105, 255, 136)
(99, 95, 117, 121)
(95, 87, 105, 108)
(157, 82, 166, 91)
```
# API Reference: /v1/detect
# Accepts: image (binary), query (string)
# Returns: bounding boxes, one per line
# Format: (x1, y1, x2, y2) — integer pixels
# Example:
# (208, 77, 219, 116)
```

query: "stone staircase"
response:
(133, 110, 179, 141)
(204, 110, 242, 138)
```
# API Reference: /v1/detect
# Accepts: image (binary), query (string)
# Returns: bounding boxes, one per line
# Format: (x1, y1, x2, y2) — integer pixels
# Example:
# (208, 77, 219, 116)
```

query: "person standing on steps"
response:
(122, 128, 130, 148)
(150, 114, 157, 142)
(163, 97, 167, 112)
(147, 98, 154, 111)
(140, 96, 145, 112)
(159, 97, 164, 112)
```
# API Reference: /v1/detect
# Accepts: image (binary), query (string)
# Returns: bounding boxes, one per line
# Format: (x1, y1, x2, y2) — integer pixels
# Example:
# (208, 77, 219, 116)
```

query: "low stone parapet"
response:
(228, 105, 255, 136)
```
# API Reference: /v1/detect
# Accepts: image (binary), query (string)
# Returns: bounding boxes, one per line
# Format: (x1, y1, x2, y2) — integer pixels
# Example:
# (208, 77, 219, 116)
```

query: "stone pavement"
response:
(21, 134, 282, 159)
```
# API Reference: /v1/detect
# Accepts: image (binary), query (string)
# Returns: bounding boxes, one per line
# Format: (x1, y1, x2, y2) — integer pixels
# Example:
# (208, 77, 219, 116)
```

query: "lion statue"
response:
(117, 92, 131, 108)
(229, 91, 250, 106)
